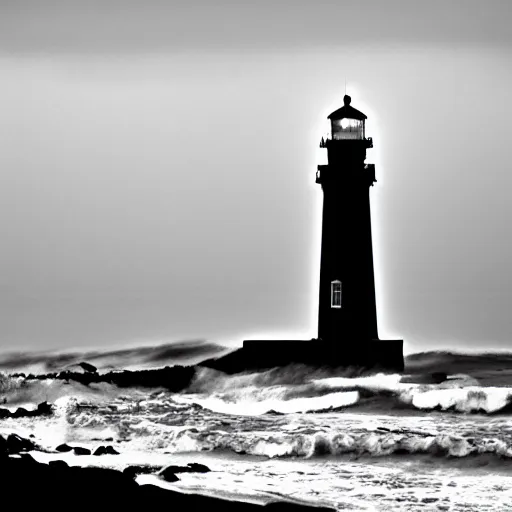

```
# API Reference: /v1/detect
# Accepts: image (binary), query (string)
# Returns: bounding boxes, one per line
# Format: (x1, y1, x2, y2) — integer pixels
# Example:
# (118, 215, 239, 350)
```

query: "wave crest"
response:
(149, 426, 512, 461)
(182, 367, 512, 416)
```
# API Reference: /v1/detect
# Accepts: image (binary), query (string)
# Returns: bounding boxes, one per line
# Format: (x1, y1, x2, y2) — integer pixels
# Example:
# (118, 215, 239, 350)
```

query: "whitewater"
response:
(2, 343, 512, 511)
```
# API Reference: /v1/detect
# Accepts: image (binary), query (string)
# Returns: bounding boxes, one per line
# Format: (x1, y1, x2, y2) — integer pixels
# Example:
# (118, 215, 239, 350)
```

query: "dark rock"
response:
(158, 466, 181, 482)
(159, 462, 211, 475)
(56, 444, 73, 453)
(123, 466, 139, 480)
(75, 466, 138, 486)
(93, 446, 107, 456)
(93, 445, 120, 456)
(187, 462, 210, 473)
(12, 407, 29, 418)
(49, 460, 69, 469)
(79, 362, 97, 374)
(73, 447, 91, 455)
(0, 447, 337, 511)
(160, 464, 190, 474)
(6, 434, 36, 454)
(41, 365, 196, 393)
(0, 402, 52, 419)
(123, 466, 139, 479)
(36, 401, 53, 415)
(123, 465, 159, 479)
(19, 453, 38, 464)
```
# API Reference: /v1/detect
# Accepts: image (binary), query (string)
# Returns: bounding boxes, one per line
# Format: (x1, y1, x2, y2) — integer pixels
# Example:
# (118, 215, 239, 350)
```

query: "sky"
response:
(0, 0, 511, 354)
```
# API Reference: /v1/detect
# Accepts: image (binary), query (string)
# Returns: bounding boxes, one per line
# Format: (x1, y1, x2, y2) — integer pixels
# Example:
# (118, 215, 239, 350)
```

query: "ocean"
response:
(1, 342, 512, 511)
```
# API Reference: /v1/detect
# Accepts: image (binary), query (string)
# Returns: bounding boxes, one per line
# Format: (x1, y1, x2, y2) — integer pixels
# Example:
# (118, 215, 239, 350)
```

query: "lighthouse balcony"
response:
(316, 163, 376, 185)
(319, 136, 373, 148)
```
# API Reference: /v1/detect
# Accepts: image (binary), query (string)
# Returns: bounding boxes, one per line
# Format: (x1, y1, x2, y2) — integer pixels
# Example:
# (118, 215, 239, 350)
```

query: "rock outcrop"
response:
(0, 433, 335, 512)
(0, 401, 52, 419)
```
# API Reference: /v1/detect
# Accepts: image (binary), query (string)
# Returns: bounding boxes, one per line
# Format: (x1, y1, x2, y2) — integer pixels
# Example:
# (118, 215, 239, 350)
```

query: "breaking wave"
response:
(55, 392, 512, 463)
(181, 365, 512, 415)
(5, 362, 512, 416)
(160, 428, 512, 461)
(185, 385, 512, 416)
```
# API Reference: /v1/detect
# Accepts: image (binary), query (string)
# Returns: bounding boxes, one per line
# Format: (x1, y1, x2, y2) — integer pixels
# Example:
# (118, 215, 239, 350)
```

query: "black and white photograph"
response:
(1, 1, 512, 510)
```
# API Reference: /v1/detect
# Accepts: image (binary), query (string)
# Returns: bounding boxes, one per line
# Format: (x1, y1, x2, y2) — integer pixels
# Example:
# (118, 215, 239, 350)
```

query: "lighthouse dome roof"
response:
(327, 95, 367, 121)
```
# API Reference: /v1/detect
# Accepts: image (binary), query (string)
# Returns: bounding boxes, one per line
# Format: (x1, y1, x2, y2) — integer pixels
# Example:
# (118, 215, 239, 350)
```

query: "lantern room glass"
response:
(331, 118, 365, 140)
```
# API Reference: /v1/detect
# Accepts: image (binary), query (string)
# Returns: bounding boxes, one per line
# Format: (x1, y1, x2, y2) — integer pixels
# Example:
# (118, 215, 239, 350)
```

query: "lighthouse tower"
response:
(230, 94, 404, 374)
(314, 95, 402, 368)
(316, 95, 378, 343)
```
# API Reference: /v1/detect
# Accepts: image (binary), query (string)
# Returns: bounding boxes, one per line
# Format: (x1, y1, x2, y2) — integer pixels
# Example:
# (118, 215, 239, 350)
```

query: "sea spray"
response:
(187, 364, 376, 394)
(0, 372, 22, 395)
(410, 387, 512, 413)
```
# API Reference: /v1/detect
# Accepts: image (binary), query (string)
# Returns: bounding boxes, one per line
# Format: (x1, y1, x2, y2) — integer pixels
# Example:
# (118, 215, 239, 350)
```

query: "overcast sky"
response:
(1, 1, 511, 354)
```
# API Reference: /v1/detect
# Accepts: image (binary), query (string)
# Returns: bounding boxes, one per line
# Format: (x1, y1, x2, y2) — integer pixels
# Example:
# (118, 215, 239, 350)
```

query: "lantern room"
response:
(328, 95, 366, 140)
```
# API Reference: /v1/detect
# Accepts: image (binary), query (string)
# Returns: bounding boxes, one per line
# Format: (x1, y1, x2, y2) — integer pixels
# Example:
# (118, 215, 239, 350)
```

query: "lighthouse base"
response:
(201, 339, 404, 374)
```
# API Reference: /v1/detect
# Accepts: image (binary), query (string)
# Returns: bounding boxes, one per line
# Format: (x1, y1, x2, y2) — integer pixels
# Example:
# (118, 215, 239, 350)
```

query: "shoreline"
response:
(3, 428, 512, 511)
(30, 444, 512, 477)
(1, 432, 335, 512)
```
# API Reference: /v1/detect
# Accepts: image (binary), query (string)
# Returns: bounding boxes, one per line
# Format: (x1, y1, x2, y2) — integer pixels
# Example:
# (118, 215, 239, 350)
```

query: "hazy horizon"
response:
(1, 1, 512, 354)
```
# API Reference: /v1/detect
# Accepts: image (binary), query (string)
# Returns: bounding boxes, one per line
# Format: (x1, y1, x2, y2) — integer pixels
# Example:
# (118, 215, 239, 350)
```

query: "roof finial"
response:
(343, 94, 351, 106)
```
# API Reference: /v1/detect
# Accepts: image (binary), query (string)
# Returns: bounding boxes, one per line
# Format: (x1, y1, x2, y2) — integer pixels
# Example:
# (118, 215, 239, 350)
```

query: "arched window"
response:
(331, 280, 342, 308)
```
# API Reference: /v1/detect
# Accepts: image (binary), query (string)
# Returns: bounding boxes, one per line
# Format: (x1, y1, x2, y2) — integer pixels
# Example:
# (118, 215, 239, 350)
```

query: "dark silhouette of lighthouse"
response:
(205, 94, 404, 374)
(316, 95, 378, 344)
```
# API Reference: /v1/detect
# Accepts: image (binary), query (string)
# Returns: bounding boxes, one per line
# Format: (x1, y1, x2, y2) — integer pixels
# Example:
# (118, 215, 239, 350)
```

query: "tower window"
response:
(331, 280, 342, 308)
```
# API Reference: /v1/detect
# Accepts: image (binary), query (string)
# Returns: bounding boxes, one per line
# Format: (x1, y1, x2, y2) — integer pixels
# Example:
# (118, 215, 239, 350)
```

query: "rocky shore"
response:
(1, 432, 335, 511)
(12, 365, 197, 392)
(0, 400, 52, 418)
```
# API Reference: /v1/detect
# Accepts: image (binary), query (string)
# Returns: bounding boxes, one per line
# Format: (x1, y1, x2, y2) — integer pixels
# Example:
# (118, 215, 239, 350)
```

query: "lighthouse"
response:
(316, 95, 378, 343)
(207, 94, 404, 374)
(315, 95, 403, 368)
